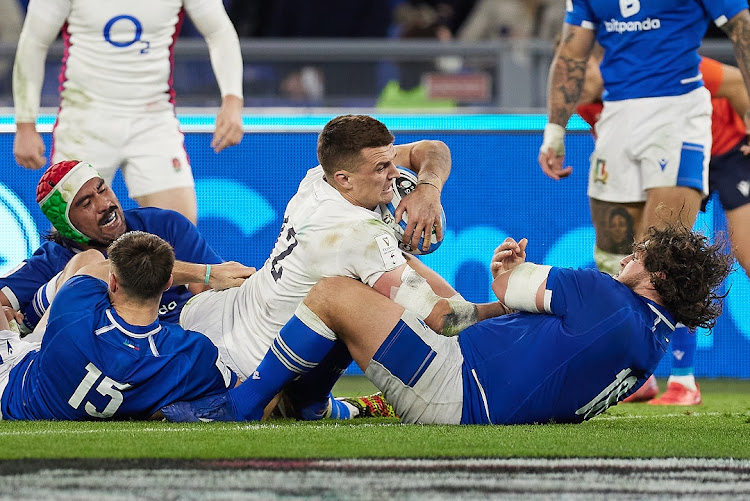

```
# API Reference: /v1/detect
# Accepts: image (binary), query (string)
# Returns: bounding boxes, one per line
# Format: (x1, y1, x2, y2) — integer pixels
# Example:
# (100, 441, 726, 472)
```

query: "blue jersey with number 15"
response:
(566, 0, 747, 101)
(1, 275, 236, 420)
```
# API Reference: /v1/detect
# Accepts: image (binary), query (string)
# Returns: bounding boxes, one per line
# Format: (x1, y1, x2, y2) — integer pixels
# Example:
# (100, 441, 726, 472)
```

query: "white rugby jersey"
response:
(14, 0, 242, 119)
(225, 166, 407, 375)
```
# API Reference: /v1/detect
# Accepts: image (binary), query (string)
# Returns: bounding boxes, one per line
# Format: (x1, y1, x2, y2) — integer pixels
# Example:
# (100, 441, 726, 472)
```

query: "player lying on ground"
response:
(0, 160, 247, 339)
(578, 53, 750, 405)
(0, 232, 241, 420)
(161, 220, 732, 424)
(174, 114, 466, 420)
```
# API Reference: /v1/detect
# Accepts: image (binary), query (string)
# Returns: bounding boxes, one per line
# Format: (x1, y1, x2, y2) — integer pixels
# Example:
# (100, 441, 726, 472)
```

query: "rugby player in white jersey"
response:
(12, 0, 244, 224)
(178, 114, 470, 419)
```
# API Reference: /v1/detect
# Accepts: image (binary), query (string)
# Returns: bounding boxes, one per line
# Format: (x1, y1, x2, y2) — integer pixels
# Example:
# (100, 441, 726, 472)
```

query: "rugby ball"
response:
(380, 167, 446, 255)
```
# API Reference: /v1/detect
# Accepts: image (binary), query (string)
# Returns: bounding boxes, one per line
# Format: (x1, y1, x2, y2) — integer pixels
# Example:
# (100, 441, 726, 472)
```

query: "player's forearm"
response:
(546, 24, 594, 127)
(13, 7, 61, 122)
(403, 140, 451, 190)
(547, 54, 587, 127)
(191, 3, 244, 99)
(477, 301, 514, 321)
(13, 33, 49, 122)
(723, 10, 750, 125)
(415, 140, 451, 189)
(405, 254, 456, 297)
(424, 298, 510, 337)
(171, 261, 210, 287)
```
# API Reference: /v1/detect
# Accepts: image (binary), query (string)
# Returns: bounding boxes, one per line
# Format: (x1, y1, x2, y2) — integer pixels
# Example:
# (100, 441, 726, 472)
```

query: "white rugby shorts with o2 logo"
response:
(588, 86, 711, 204)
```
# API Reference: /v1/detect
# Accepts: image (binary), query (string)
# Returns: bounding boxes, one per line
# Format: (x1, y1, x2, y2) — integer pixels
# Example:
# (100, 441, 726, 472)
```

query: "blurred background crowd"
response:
(0, 0, 740, 110)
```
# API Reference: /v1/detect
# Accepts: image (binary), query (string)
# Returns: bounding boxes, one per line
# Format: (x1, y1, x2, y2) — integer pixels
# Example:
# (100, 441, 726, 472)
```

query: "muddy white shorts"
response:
(52, 107, 194, 198)
(365, 310, 464, 424)
(588, 87, 711, 203)
(0, 329, 40, 419)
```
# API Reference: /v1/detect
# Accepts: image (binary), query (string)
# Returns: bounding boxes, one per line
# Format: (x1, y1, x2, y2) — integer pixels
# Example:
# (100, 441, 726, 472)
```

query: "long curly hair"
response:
(638, 224, 733, 330)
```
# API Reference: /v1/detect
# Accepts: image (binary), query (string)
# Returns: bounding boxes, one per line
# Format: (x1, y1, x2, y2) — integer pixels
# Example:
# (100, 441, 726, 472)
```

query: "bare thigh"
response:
(305, 277, 404, 372)
(727, 204, 750, 277)
(642, 186, 702, 234)
(135, 187, 197, 224)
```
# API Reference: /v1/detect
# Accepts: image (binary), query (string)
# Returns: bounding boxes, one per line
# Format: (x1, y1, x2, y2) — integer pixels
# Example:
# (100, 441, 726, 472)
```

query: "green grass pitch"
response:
(1, 377, 748, 460)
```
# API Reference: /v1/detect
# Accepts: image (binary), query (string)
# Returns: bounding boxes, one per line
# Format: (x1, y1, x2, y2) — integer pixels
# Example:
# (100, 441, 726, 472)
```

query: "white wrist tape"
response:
(393, 266, 442, 320)
(504, 262, 552, 313)
(443, 297, 478, 336)
(540, 123, 566, 156)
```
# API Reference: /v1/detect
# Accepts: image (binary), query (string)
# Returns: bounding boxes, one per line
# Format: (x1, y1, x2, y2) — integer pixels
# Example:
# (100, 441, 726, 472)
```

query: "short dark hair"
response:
(107, 231, 175, 301)
(317, 115, 395, 177)
(638, 224, 733, 330)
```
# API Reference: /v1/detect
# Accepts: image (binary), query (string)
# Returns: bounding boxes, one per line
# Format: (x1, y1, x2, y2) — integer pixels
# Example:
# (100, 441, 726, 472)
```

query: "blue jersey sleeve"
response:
(125, 208, 222, 264)
(565, 0, 597, 28)
(545, 267, 635, 332)
(0, 242, 73, 311)
(700, 0, 747, 26)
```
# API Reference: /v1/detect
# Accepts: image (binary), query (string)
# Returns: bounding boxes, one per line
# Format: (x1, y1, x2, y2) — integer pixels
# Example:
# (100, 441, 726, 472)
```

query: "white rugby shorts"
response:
(0, 330, 40, 419)
(365, 310, 464, 424)
(588, 87, 711, 203)
(179, 287, 252, 380)
(52, 107, 194, 198)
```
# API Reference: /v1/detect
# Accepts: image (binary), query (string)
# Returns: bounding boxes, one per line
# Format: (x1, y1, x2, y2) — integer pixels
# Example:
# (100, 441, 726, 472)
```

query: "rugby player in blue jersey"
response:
(161, 221, 731, 424)
(0, 231, 239, 420)
(538, 0, 750, 406)
(0, 160, 243, 336)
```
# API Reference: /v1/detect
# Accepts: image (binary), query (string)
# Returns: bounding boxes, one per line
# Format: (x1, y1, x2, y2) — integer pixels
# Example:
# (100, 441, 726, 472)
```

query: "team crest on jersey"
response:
(593, 158, 608, 184)
(172, 158, 182, 172)
(123, 340, 140, 351)
(738, 180, 750, 198)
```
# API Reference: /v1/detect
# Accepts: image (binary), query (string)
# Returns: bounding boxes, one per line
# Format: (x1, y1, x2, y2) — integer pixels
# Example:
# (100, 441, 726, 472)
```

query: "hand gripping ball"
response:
(380, 167, 446, 255)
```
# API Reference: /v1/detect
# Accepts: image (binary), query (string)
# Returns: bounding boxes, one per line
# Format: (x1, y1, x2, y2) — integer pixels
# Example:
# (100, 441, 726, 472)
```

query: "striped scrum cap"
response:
(36, 160, 102, 244)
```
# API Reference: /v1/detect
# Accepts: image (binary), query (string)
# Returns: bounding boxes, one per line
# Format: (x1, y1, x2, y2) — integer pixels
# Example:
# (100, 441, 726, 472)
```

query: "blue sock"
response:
(328, 396, 352, 419)
(670, 325, 696, 377)
(229, 315, 336, 420)
(286, 341, 353, 420)
(297, 392, 353, 420)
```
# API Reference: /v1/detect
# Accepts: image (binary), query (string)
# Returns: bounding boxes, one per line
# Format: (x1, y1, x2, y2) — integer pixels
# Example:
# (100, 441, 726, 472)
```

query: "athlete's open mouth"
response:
(100, 210, 117, 227)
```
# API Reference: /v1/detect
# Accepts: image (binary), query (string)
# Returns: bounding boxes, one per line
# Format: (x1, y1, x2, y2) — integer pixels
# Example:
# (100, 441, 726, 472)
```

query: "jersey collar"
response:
(105, 308, 162, 338)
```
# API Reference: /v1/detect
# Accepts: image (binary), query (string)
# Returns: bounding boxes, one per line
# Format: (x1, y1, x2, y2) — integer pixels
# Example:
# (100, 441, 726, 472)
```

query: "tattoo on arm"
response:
(549, 55, 587, 125)
(723, 11, 750, 115)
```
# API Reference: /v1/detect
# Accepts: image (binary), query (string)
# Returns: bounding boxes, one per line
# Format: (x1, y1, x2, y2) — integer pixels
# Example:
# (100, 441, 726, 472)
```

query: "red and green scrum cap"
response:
(36, 160, 102, 244)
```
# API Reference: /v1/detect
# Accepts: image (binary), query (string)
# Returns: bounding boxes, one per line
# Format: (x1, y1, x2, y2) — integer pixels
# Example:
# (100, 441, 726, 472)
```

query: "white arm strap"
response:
(392, 266, 442, 320)
(504, 262, 552, 313)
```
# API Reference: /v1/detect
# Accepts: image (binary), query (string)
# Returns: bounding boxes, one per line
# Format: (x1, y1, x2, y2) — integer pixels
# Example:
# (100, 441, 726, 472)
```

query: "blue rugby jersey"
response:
(0, 207, 222, 329)
(1, 275, 236, 420)
(458, 268, 675, 425)
(565, 0, 746, 101)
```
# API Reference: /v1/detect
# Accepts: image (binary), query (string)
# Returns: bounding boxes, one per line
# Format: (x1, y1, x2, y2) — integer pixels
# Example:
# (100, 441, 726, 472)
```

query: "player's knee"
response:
(305, 278, 343, 315)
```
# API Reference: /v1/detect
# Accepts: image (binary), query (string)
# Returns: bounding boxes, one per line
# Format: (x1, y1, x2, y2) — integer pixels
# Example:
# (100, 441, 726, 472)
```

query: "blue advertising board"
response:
(0, 114, 747, 377)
